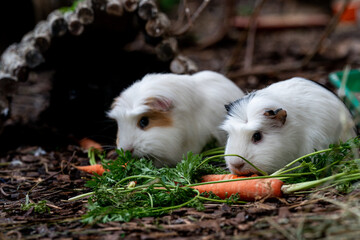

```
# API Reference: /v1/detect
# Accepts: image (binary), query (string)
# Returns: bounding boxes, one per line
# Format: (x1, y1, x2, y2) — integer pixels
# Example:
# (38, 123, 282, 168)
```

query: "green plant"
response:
(69, 138, 360, 223)
(21, 194, 50, 214)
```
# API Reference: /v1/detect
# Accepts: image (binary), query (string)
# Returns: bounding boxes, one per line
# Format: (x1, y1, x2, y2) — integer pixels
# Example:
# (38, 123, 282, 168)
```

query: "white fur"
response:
(222, 77, 356, 175)
(108, 71, 244, 166)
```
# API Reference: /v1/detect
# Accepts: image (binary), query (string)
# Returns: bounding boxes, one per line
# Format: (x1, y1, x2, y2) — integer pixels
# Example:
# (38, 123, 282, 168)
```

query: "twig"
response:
(183, 0, 191, 25)
(227, 61, 302, 79)
(244, 0, 266, 70)
(232, 14, 330, 29)
(196, 0, 235, 49)
(173, 0, 186, 29)
(0, 187, 10, 197)
(5, 230, 22, 240)
(226, 0, 350, 78)
(312, 194, 360, 219)
(224, 0, 267, 74)
(266, 217, 297, 240)
(223, 32, 247, 74)
(301, 0, 351, 67)
(172, 0, 211, 35)
(27, 151, 76, 194)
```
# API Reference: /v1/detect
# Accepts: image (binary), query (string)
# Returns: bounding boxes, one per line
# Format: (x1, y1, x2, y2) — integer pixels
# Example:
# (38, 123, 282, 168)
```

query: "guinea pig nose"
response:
(231, 162, 245, 170)
(229, 162, 247, 175)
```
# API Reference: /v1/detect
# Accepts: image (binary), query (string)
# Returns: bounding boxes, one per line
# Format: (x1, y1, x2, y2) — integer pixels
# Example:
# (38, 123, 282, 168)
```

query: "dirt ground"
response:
(2, 1, 360, 239)
(1, 145, 360, 240)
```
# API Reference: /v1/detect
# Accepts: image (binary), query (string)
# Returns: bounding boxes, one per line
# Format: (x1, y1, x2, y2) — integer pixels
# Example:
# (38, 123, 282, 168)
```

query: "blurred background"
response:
(0, 0, 359, 154)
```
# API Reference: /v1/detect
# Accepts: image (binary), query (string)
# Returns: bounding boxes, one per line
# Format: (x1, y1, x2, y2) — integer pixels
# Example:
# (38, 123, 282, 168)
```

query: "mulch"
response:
(1, 146, 359, 240)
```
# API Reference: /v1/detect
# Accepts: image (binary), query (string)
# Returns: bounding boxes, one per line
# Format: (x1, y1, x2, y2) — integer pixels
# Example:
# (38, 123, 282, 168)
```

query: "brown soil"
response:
(1, 146, 360, 240)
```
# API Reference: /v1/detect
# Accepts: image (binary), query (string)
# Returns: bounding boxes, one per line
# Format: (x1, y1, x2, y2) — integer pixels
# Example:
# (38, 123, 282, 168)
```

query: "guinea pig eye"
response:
(138, 116, 149, 129)
(252, 131, 262, 143)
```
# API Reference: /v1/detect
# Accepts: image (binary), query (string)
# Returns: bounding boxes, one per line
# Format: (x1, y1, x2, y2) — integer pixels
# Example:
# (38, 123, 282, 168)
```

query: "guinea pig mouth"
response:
(229, 163, 257, 176)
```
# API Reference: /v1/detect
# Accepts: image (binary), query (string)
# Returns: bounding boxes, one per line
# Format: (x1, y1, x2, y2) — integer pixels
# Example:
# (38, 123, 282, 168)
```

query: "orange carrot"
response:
(201, 174, 258, 182)
(75, 163, 127, 176)
(75, 164, 106, 176)
(79, 138, 103, 151)
(191, 178, 284, 201)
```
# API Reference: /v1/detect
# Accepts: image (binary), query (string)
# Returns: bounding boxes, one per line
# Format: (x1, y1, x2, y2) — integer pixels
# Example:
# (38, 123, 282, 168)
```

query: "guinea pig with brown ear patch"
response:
(108, 70, 245, 167)
(222, 77, 357, 175)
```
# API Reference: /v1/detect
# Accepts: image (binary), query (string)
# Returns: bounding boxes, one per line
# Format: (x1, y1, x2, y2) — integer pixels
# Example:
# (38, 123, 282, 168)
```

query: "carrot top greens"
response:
(71, 138, 360, 224)
(80, 151, 229, 223)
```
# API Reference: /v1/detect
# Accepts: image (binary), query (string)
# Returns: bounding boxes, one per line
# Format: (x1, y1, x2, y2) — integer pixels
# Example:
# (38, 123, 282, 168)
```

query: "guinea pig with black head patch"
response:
(222, 77, 357, 175)
(108, 71, 244, 166)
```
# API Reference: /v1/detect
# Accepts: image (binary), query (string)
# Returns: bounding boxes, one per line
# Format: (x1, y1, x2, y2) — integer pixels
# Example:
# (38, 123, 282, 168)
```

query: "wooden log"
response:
(0, 92, 9, 132)
(0, 72, 16, 127)
(0, 72, 18, 93)
(33, 21, 52, 52)
(0, 94, 9, 116)
(47, 10, 68, 37)
(170, 55, 198, 74)
(106, 0, 124, 16)
(9, 71, 53, 124)
(0, 71, 17, 82)
(19, 32, 45, 69)
(145, 12, 170, 37)
(138, 0, 158, 20)
(92, 0, 108, 10)
(0, 74, 18, 129)
(64, 11, 84, 36)
(155, 38, 178, 61)
(17, 42, 45, 69)
(21, 31, 35, 43)
(231, 14, 330, 29)
(123, 0, 139, 12)
(1, 44, 29, 82)
(76, 0, 95, 25)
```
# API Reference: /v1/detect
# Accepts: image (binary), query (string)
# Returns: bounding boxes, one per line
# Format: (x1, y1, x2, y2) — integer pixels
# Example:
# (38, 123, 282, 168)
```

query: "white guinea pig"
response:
(222, 77, 357, 175)
(108, 70, 244, 167)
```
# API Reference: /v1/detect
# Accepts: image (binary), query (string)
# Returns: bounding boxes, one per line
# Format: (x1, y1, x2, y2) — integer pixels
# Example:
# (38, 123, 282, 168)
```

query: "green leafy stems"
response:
(69, 138, 360, 223)
(271, 138, 360, 193)
(197, 138, 360, 194)
(21, 194, 50, 214)
(272, 148, 345, 176)
(196, 153, 268, 176)
(201, 147, 225, 157)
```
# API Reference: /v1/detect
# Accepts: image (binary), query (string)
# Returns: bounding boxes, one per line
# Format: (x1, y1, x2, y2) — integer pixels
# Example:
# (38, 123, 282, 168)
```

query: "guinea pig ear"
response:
(264, 108, 287, 126)
(110, 96, 121, 110)
(224, 103, 232, 113)
(145, 97, 173, 112)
